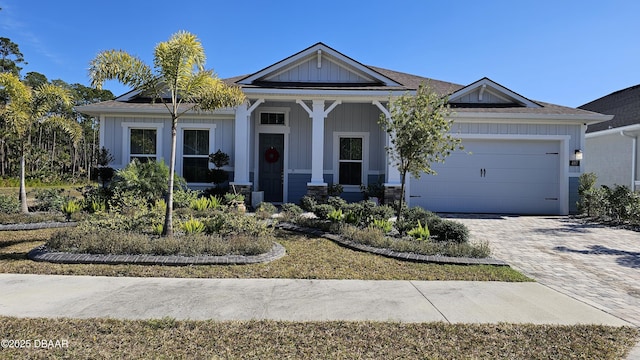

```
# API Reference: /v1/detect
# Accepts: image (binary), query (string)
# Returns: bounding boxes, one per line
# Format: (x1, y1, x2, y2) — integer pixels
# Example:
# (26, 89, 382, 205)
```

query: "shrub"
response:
(578, 172, 597, 214)
(180, 217, 205, 234)
(408, 220, 430, 241)
(203, 212, 272, 238)
(299, 196, 317, 212)
(0, 193, 19, 214)
(281, 203, 303, 217)
(327, 196, 347, 211)
(34, 188, 66, 211)
(327, 208, 345, 222)
(313, 204, 336, 220)
(255, 202, 277, 219)
(341, 224, 490, 258)
(47, 227, 273, 257)
(371, 218, 393, 233)
(173, 189, 200, 209)
(327, 183, 343, 196)
(190, 197, 211, 211)
(431, 219, 469, 243)
(61, 199, 82, 221)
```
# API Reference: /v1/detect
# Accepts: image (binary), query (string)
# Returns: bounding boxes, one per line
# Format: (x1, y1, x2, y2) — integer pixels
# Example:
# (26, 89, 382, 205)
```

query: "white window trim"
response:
(177, 123, 217, 185)
(121, 122, 164, 165)
(257, 107, 290, 127)
(333, 132, 369, 192)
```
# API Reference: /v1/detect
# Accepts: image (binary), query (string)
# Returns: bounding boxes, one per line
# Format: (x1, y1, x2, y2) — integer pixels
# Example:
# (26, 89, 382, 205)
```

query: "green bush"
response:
(0, 193, 19, 214)
(327, 208, 345, 222)
(281, 203, 303, 217)
(299, 196, 317, 212)
(173, 189, 200, 209)
(34, 188, 67, 211)
(47, 227, 273, 257)
(578, 172, 597, 214)
(313, 204, 336, 220)
(371, 218, 393, 233)
(408, 220, 430, 240)
(341, 224, 490, 258)
(431, 219, 469, 243)
(327, 196, 347, 211)
(190, 197, 211, 211)
(61, 199, 82, 220)
(180, 217, 206, 234)
(108, 160, 185, 206)
(255, 202, 278, 219)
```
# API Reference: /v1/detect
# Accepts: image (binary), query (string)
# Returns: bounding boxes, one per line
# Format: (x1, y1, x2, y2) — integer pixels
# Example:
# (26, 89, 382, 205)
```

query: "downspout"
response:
(620, 131, 637, 191)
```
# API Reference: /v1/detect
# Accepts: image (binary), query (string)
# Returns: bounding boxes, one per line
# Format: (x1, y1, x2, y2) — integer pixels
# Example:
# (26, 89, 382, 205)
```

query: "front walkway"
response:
(0, 274, 629, 325)
(450, 215, 640, 326)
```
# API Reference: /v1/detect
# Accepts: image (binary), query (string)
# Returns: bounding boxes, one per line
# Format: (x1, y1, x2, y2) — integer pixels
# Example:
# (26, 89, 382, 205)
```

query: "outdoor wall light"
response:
(573, 149, 583, 161)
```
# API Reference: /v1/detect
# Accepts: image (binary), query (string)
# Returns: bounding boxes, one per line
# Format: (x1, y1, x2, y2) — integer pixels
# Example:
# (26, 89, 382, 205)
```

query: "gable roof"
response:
(448, 77, 542, 108)
(237, 42, 402, 88)
(579, 84, 640, 133)
(75, 42, 611, 122)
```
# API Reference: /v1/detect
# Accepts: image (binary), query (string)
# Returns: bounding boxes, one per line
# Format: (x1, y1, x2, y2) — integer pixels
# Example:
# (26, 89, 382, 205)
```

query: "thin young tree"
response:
(379, 83, 462, 221)
(0, 73, 80, 213)
(89, 31, 245, 236)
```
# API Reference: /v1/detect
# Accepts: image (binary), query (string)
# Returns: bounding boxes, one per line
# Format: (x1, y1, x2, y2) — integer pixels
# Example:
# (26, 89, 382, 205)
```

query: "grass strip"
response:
(0, 317, 637, 359)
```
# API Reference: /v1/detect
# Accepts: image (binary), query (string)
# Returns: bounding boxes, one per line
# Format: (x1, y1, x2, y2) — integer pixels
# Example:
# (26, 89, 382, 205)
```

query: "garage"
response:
(408, 139, 562, 215)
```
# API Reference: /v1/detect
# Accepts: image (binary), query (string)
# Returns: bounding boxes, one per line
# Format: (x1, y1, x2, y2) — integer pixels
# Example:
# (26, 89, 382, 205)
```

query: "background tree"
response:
(89, 31, 245, 236)
(379, 83, 462, 220)
(0, 73, 81, 213)
(0, 37, 25, 76)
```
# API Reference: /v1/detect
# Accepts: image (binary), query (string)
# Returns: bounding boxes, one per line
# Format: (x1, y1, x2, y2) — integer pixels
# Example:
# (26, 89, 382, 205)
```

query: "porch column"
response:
(373, 101, 400, 185)
(374, 100, 403, 203)
(297, 99, 341, 200)
(310, 100, 327, 185)
(231, 99, 264, 190)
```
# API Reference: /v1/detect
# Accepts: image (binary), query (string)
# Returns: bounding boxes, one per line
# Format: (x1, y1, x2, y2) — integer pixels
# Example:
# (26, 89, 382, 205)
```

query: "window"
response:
(130, 128, 157, 163)
(338, 137, 363, 185)
(260, 112, 285, 125)
(182, 129, 210, 183)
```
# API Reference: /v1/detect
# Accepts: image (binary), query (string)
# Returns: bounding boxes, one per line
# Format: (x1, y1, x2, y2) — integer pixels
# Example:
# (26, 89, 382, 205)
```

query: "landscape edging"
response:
(276, 222, 508, 266)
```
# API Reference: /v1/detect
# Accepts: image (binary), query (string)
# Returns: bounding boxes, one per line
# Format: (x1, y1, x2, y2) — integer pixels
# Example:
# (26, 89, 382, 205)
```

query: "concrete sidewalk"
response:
(0, 274, 632, 326)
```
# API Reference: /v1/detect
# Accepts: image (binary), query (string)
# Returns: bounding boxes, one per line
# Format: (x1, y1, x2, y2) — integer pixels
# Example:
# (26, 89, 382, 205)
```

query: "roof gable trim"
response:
(237, 43, 401, 87)
(449, 78, 542, 108)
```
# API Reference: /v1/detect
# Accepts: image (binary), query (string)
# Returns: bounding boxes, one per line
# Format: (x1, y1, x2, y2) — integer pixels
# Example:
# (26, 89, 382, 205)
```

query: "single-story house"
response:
(77, 42, 611, 215)
(579, 84, 640, 191)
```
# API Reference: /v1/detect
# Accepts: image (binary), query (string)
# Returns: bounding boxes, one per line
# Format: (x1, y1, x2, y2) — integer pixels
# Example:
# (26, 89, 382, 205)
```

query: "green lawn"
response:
(0, 229, 529, 281)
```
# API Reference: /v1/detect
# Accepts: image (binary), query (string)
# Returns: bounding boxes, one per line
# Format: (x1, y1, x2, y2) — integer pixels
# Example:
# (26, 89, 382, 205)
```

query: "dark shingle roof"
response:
(579, 84, 640, 132)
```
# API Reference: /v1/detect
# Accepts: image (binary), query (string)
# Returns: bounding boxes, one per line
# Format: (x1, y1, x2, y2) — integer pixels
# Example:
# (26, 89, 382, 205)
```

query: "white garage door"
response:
(409, 139, 561, 215)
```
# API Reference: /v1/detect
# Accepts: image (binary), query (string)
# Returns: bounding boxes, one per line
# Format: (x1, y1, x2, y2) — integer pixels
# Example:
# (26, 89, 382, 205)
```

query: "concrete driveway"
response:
(450, 215, 640, 326)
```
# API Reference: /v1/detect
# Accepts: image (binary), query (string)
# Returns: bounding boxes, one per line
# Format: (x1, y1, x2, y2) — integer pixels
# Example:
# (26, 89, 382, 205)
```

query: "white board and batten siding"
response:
(408, 122, 579, 215)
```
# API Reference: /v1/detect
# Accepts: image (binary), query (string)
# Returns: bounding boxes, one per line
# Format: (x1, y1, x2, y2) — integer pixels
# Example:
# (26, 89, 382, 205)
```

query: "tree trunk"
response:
(162, 117, 178, 237)
(0, 138, 5, 177)
(19, 148, 28, 214)
(397, 171, 406, 222)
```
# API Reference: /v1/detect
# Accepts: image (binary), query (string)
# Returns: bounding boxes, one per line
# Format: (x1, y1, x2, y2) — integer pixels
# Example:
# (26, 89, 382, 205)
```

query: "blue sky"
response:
(1, 0, 638, 107)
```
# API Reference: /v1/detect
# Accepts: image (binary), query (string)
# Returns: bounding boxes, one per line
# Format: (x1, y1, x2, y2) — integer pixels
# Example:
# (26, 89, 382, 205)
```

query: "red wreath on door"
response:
(264, 147, 280, 163)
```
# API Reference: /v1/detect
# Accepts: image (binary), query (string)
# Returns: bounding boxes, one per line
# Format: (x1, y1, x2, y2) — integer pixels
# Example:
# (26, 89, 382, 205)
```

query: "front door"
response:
(259, 133, 284, 203)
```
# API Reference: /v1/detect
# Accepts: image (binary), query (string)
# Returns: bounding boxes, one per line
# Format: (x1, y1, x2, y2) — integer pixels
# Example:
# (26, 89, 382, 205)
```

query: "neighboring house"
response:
(77, 42, 610, 215)
(579, 84, 640, 191)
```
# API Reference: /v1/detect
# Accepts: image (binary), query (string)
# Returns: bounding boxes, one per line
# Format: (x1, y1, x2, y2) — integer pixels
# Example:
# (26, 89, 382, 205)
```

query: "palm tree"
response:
(89, 31, 245, 236)
(0, 73, 81, 213)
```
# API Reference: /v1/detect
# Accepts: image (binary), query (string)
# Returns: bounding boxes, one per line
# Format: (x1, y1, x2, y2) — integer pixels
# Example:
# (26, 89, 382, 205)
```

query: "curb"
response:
(27, 242, 286, 266)
(0, 222, 77, 231)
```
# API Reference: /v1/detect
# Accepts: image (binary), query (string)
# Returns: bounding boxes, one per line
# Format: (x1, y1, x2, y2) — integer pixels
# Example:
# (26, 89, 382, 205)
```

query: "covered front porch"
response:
(229, 97, 402, 205)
